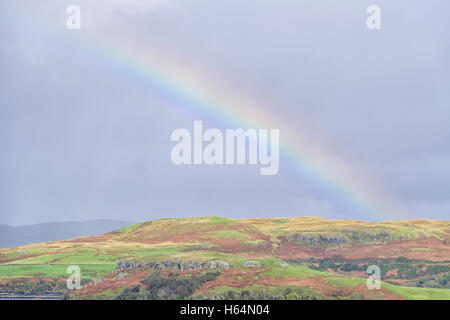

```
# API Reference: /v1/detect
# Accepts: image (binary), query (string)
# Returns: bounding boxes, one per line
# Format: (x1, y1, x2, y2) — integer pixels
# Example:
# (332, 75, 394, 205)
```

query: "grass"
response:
(382, 282, 450, 300)
(117, 222, 144, 234)
(272, 218, 290, 224)
(4, 252, 122, 265)
(132, 247, 181, 259)
(325, 276, 365, 289)
(0, 264, 114, 281)
(325, 275, 450, 300)
(260, 258, 323, 279)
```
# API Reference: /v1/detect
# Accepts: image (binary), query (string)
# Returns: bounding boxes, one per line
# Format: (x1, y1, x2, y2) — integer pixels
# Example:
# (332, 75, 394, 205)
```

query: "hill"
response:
(0, 216, 449, 300)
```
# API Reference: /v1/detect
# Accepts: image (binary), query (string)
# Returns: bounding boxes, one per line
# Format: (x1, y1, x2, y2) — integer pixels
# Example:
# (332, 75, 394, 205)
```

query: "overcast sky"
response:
(1, 0, 449, 225)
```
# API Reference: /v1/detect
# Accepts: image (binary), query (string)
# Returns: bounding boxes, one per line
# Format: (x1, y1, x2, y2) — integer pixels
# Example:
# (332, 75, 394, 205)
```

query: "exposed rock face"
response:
(243, 260, 261, 268)
(245, 240, 267, 247)
(196, 243, 214, 249)
(292, 231, 393, 246)
(293, 234, 347, 245)
(116, 259, 232, 271)
(274, 262, 288, 268)
(115, 271, 128, 280)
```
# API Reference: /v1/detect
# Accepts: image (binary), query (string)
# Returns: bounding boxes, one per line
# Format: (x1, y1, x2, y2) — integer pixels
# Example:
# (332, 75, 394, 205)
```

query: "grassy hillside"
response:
(0, 216, 449, 300)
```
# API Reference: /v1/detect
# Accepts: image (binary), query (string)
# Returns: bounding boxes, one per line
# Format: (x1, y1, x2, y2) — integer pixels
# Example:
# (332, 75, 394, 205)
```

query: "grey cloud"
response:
(1, 0, 449, 224)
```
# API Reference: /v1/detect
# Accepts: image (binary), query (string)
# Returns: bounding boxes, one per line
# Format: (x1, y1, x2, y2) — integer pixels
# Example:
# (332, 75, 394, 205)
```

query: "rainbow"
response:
(7, 3, 405, 221)
(86, 37, 404, 221)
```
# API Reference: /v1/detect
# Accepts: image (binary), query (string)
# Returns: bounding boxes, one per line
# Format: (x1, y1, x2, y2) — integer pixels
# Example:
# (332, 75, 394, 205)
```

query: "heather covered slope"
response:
(0, 216, 449, 300)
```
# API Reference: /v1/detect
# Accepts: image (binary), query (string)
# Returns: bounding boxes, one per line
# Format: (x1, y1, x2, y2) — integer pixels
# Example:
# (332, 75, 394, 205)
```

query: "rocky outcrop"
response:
(274, 262, 288, 268)
(115, 271, 128, 280)
(243, 260, 261, 268)
(292, 231, 393, 246)
(293, 234, 348, 245)
(116, 258, 232, 271)
(196, 243, 214, 249)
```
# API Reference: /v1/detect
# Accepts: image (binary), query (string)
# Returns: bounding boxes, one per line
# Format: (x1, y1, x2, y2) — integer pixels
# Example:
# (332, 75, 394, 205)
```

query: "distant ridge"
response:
(0, 220, 134, 248)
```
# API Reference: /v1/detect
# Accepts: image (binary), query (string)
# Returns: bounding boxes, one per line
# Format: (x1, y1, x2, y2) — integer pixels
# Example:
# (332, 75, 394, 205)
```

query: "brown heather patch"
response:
(324, 236, 449, 261)
(384, 279, 409, 286)
(0, 277, 61, 285)
(274, 236, 450, 261)
(338, 270, 368, 278)
(195, 268, 339, 297)
(61, 234, 114, 243)
(385, 269, 399, 277)
(195, 267, 269, 294)
(76, 269, 207, 297)
(76, 269, 151, 296)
